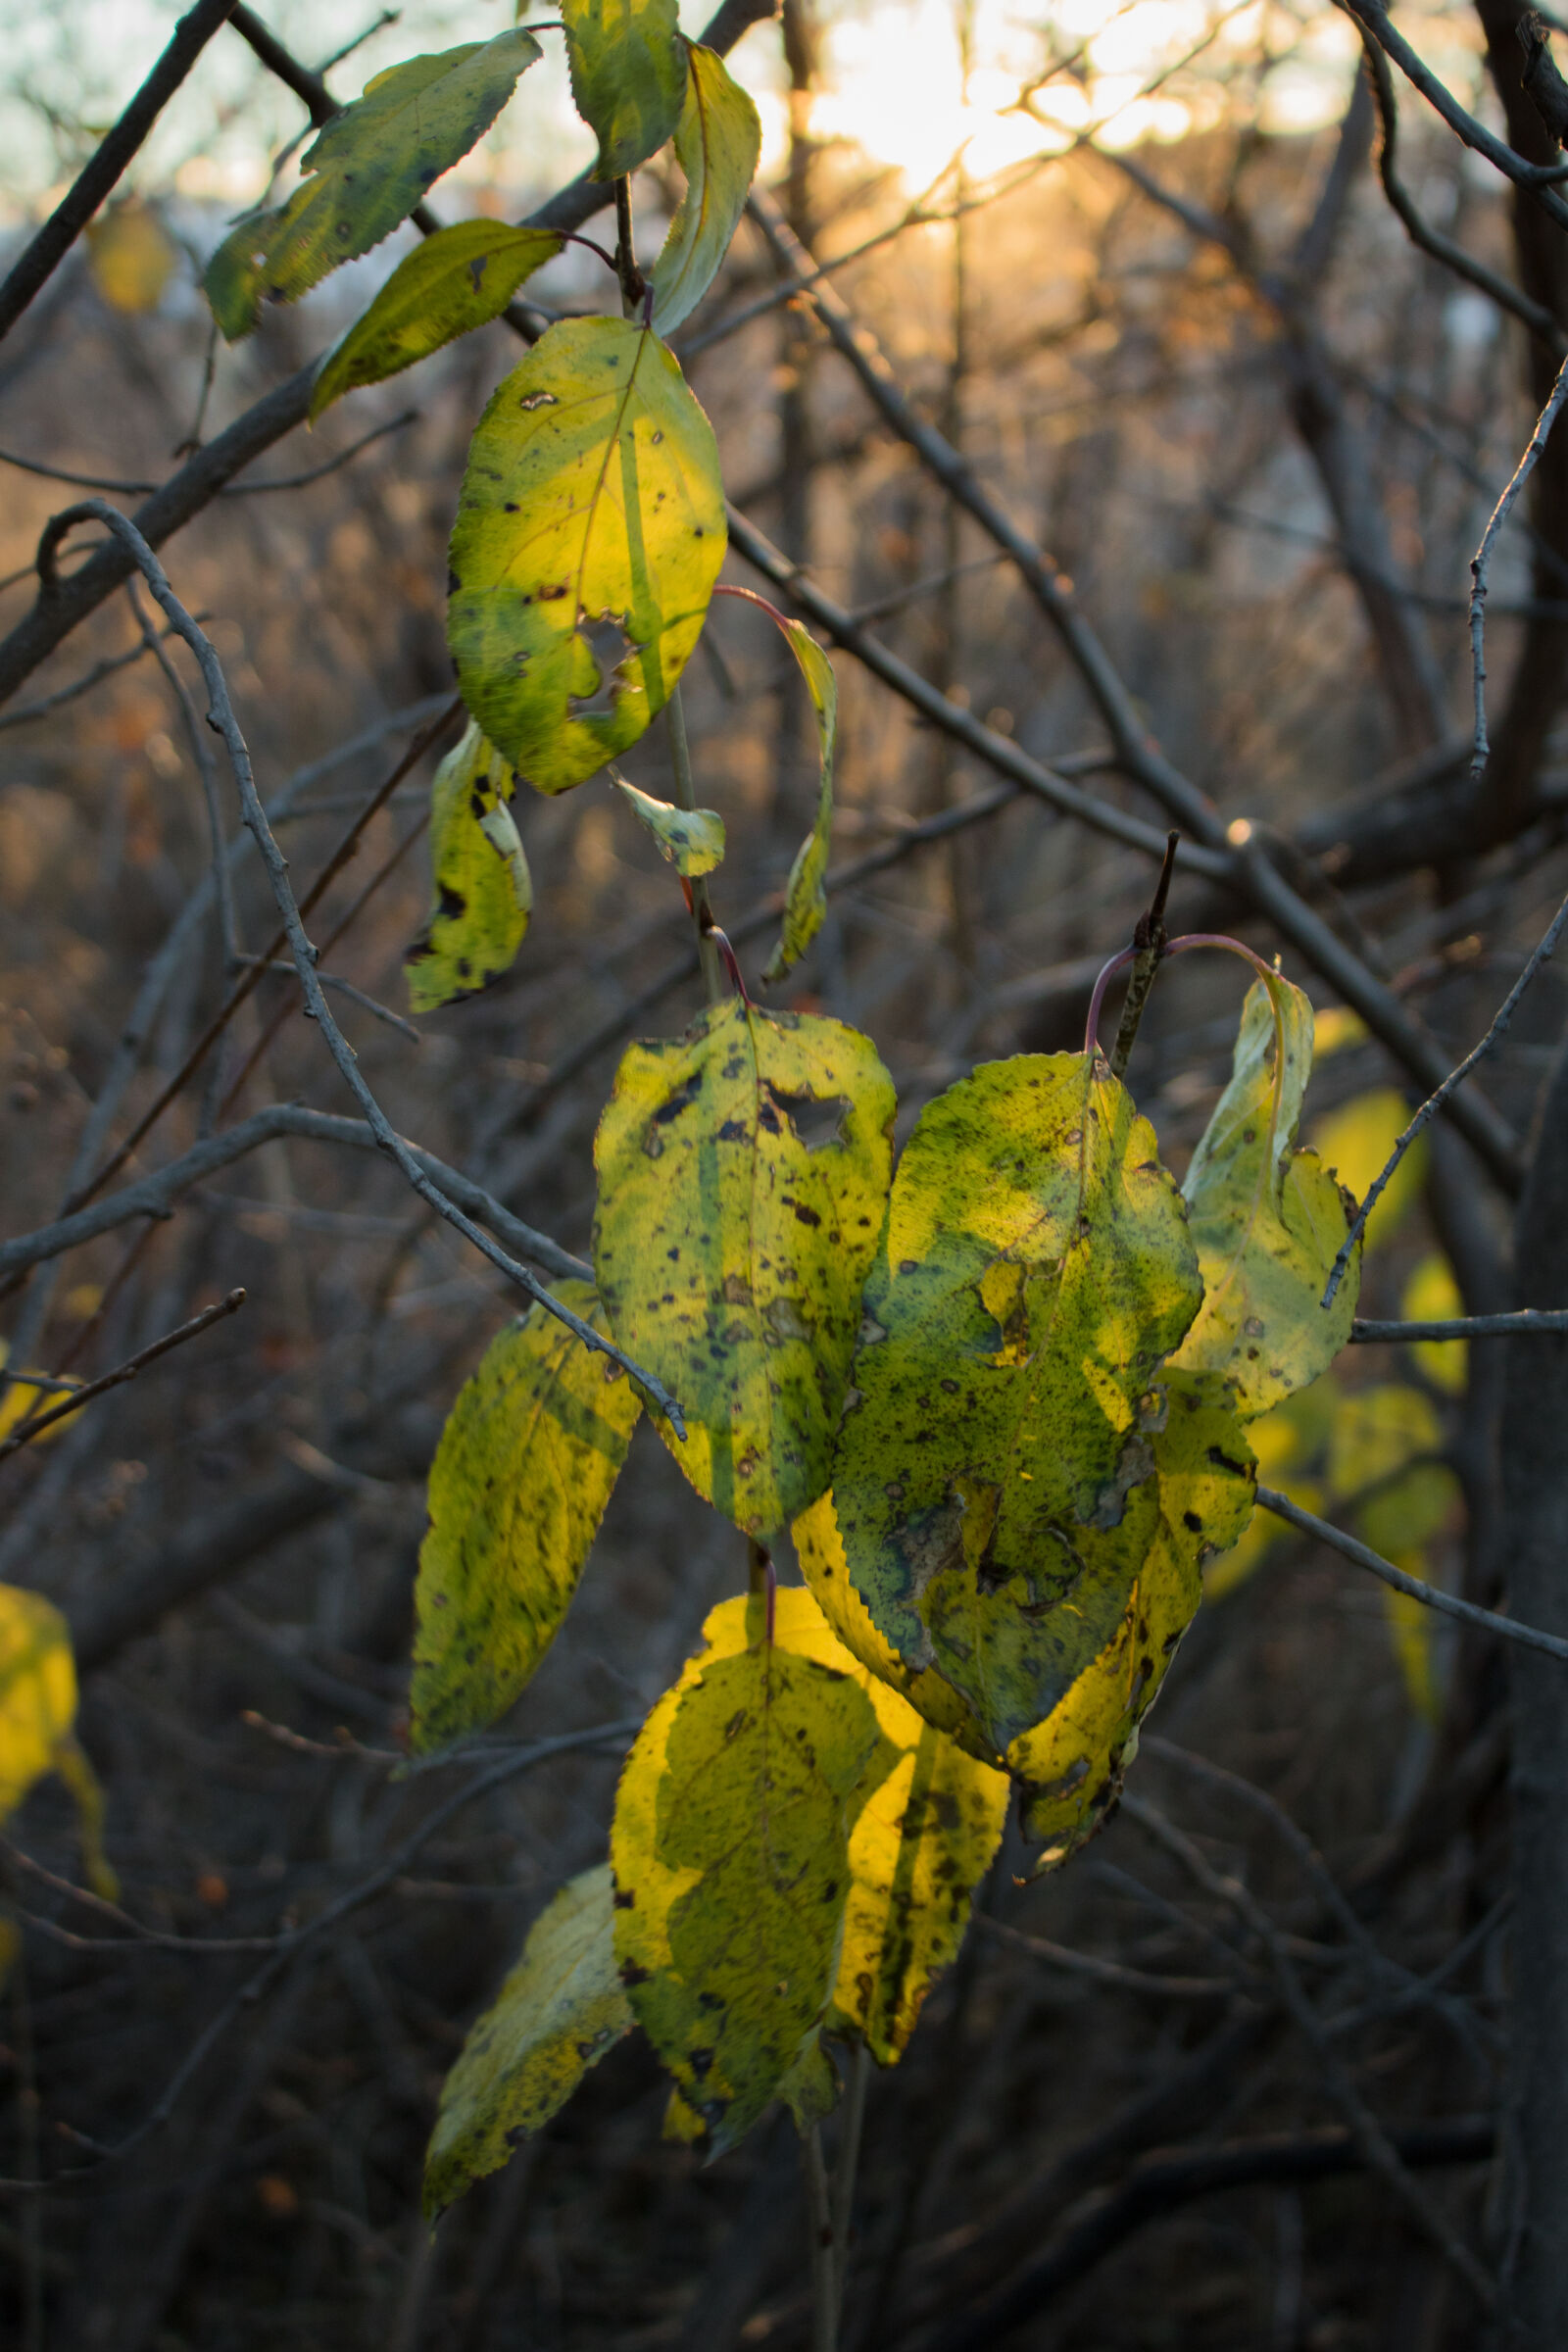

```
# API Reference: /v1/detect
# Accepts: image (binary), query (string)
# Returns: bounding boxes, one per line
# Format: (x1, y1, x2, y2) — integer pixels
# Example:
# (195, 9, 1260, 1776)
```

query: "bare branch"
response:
(0, 1290, 246, 1460)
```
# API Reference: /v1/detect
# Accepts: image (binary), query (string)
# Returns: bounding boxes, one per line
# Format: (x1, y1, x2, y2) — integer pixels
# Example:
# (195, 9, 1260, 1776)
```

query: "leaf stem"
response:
(668, 685, 725, 1004)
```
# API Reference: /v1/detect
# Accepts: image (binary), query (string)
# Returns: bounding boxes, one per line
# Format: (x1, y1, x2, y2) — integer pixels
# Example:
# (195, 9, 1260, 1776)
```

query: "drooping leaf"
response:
(612, 774, 725, 876)
(87, 199, 177, 315)
(562, 0, 689, 180)
(405, 720, 532, 1012)
(1171, 976, 1358, 1420)
(424, 1864, 632, 2217)
(593, 999, 895, 1536)
(1402, 1252, 1467, 1396)
(1011, 1368, 1254, 1869)
(410, 1281, 640, 1753)
(311, 221, 563, 418)
(1308, 1087, 1427, 1250)
(830, 1053, 1202, 1755)
(611, 1592, 882, 2155)
(651, 43, 762, 335)
(206, 32, 543, 339)
(448, 318, 725, 795)
(761, 623, 837, 985)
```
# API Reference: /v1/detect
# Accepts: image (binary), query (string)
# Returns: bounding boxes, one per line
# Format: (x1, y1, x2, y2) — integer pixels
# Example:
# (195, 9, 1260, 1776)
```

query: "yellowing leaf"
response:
(410, 1281, 640, 1752)
(1312, 1005, 1368, 1059)
(0, 1586, 76, 1815)
(652, 42, 762, 336)
(1171, 977, 1357, 1419)
(1309, 1089, 1427, 1250)
(406, 720, 532, 1012)
(1403, 1252, 1467, 1395)
(761, 622, 838, 986)
(87, 200, 176, 314)
(448, 318, 725, 796)
(311, 221, 563, 418)
(1011, 1368, 1254, 1870)
(612, 774, 725, 876)
(611, 1594, 882, 2155)
(830, 1054, 1202, 1755)
(206, 32, 542, 339)
(424, 1863, 632, 2217)
(563, 0, 688, 180)
(1326, 1383, 1441, 1504)
(593, 999, 895, 1537)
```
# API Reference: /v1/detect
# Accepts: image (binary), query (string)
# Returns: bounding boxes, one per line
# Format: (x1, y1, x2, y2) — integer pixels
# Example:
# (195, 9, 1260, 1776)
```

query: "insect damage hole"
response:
(568, 612, 640, 720)
(768, 1087, 850, 1151)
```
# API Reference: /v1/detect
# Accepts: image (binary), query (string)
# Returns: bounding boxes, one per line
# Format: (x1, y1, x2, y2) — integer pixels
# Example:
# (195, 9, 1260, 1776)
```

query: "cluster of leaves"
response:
(183, 0, 1378, 2221)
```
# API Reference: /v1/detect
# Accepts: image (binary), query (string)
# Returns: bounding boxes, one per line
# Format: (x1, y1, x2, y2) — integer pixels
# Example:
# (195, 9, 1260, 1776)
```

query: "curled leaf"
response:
(448, 318, 725, 795)
(311, 221, 563, 418)
(424, 1864, 632, 2216)
(406, 720, 532, 1011)
(652, 43, 761, 335)
(761, 621, 837, 985)
(206, 32, 542, 339)
(612, 775, 724, 876)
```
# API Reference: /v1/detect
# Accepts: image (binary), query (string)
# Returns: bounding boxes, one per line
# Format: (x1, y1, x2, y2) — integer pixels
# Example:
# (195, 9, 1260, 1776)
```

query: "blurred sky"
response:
(0, 0, 1399, 232)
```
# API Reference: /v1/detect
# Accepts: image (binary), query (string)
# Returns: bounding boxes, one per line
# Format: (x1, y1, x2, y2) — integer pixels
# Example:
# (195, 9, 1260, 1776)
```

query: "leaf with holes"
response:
(592, 999, 895, 1536)
(563, 0, 689, 180)
(311, 221, 563, 418)
(410, 1281, 640, 1753)
(612, 775, 724, 876)
(651, 43, 761, 334)
(761, 622, 837, 985)
(1011, 1369, 1254, 1870)
(611, 1592, 882, 2155)
(424, 1863, 632, 2216)
(205, 31, 542, 339)
(1170, 977, 1358, 1419)
(405, 720, 532, 1012)
(448, 318, 725, 795)
(829, 1053, 1206, 1757)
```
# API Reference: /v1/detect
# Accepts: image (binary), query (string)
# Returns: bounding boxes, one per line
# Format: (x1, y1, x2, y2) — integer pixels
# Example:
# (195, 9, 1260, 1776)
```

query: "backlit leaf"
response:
(448, 318, 725, 795)
(311, 221, 563, 418)
(612, 774, 725, 876)
(405, 720, 532, 1012)
(424, 1863, 632, 2217)
(611, 1592, 882, 2154)
(651, 43, 761, 335)
(410, 1280, 640, 1752)
(593, 999, 895, 1536)
(1308, 1088, 1427, 1250)
(1170, 976, 1357, 1419)
(761, 622, 837, 985)
(830, 1053, 1202, 1755)
(206, 32, 542, 338)
(562, 0, 688, 180)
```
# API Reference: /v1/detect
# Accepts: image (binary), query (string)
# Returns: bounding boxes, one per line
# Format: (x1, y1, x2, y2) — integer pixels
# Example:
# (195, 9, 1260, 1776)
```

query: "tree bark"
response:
(1499, 1027, 1568, 2339)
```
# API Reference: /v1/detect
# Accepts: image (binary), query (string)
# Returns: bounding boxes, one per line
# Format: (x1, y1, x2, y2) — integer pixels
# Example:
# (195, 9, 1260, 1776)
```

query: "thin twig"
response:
(976, 1916, 1236, 1998)
(0, 1289, 245, 1460)
(1255, 1484, 1568, 1663)
(1323, 877, 1568, 1304)
(237, 956, 421, 1043)
(1468, 356, 1568, 792)
(1352, 1310, 1568, 1338)
(126, 576, 239, 972)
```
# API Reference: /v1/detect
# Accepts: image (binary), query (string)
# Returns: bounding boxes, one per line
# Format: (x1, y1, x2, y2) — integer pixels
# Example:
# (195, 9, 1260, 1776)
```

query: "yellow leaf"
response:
(423, 1863, 632, 2217)
(1326, 1383, 1442, 1502)
(1402, 1252, 1467, 1396)
(0, 1585, 77, 1815)
(447, 317, 726, 795)
(405, 720, 532, 1012)
(87, 200, 177, 315)
(1309, 1089, 1427, 1250)
(593, 999, 895, 1537)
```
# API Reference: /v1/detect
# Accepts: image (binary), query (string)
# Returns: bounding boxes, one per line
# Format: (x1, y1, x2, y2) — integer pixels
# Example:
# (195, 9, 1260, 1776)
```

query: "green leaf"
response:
(830, 1053, 1203, 1755)
(1010, 1368, 1254, 1869)
(761, 623, 838, 985)
(651, 43, 762, 335)
(592, 999, 896, 1536)
(1170, 976, 1358, 1420)
(448, 317, 726, 796)
(424, 1863, 632, 2217)
(311, 221, 563, 418)
(562, 0, 688, 180)
(405, 720, 532, 1012)
(205, 32, 542, 340)
(610, 1592, 883, 2155)
(410, 1280, 640, 1753)
(612, 774, 725, 875)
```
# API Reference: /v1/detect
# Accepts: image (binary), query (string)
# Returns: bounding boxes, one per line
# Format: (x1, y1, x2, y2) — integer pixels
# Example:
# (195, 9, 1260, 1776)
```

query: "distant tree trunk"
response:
(1500, 1031, 1568, 2340)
